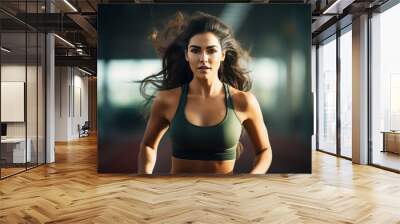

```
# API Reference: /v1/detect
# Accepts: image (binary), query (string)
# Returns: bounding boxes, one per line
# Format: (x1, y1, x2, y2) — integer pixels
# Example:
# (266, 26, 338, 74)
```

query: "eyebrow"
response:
(189, 45, 218, 49)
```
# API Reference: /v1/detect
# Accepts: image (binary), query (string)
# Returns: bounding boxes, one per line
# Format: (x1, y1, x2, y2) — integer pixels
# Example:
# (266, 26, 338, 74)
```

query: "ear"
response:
(221, 51, 226, 61)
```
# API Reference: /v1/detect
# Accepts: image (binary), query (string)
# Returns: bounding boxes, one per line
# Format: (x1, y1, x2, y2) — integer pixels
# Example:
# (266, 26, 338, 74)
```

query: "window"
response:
(339, 28, 352, 158)
(318, 36, 337, 154)
(371, 2, 400, 171)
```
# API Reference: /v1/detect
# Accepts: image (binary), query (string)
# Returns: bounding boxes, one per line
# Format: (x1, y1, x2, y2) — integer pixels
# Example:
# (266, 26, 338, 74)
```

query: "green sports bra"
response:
(169, 83, 242, 161)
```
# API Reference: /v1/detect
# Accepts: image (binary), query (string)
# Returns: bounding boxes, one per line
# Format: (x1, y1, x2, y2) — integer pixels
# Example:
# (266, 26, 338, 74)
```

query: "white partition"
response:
(1, 82, 25, 122)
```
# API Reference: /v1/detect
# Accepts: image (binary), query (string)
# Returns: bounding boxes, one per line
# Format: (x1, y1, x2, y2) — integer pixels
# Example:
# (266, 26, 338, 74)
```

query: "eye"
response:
(190, 48, 200, 53)
(207, 48, 217, 54)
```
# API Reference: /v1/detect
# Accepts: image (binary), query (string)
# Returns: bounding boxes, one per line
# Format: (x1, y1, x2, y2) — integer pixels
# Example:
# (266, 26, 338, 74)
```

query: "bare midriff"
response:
(171, 157, 235, 174)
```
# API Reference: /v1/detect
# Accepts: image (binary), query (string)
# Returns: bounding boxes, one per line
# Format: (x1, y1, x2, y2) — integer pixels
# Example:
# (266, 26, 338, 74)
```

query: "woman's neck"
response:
(189, 78, 223, 98)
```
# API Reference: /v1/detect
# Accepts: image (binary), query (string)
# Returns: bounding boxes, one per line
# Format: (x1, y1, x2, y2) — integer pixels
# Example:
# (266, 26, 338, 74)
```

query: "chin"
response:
(194, 72, 211, 79)
(194, 70, 218, 79)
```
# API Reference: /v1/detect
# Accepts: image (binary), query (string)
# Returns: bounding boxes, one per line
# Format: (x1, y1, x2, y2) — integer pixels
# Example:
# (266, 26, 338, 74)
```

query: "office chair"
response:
(79, 121, 90, 138)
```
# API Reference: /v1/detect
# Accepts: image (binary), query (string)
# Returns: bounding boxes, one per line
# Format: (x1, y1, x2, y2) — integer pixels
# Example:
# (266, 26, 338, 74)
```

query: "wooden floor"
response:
(0, 167, 26, 178)
(1, 135, 400, 223)
(1, 162, 45, 178)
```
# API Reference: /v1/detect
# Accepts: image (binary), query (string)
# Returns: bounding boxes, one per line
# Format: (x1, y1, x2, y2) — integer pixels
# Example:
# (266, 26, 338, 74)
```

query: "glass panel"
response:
(371, 4, 400, 171)
(27, 31, 38, 169)
(340, 29, 352, 158)
(318, 37, 337, 154)
(26, 0, 38, 169)
(1, 31, 27, 177)
(38, 32, 45, 165)
(0, 1, 46, 178)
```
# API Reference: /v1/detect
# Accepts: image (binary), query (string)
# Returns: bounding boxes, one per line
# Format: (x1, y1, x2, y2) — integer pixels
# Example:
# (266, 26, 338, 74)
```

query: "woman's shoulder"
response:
(153, 86, 182, 107)
(152, 86, 183, 122)
(228, 85, 259, 113)
(157, 86, 181, 98)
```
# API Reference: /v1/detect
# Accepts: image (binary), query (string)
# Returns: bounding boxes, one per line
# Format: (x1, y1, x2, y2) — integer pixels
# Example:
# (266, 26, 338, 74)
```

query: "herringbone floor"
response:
(1, 135, 400, 223)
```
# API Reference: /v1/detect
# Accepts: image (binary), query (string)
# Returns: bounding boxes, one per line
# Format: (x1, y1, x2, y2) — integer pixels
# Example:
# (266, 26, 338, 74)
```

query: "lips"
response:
(198, 65, 211, 69)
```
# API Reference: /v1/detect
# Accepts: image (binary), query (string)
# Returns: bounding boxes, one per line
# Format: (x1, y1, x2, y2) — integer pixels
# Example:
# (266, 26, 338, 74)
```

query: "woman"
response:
(138, 12, 272, 174)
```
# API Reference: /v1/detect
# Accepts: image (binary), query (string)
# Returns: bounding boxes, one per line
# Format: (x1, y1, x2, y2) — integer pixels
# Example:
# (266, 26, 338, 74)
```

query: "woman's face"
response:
(185, 32, 225, 80)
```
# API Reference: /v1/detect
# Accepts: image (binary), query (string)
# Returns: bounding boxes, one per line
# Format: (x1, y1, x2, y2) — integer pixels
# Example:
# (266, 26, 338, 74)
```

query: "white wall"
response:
(1, 64, 39, 138)
(71, 73, 89, 138)
(55, 67, 89, 141)
(1, 65, 26, 134)
(55, 66, 69, 141)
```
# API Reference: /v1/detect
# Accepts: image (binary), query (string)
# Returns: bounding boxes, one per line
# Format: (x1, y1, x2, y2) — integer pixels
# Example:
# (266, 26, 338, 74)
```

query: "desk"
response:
(382, 131, 400, 154)
(1, 138, 31, 163)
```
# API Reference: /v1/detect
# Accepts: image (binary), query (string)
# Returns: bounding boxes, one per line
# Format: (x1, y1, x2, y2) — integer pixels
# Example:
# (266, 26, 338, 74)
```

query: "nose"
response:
(199, 51, 208, 62)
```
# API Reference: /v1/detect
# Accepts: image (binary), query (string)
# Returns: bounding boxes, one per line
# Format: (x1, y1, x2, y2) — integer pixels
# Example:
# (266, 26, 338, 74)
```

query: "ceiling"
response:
(0, 0, 391, 75)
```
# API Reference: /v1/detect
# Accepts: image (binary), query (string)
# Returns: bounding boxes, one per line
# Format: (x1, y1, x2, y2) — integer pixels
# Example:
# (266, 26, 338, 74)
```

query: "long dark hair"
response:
(139, 11, 252, 158)
(139, 11, 251, 100)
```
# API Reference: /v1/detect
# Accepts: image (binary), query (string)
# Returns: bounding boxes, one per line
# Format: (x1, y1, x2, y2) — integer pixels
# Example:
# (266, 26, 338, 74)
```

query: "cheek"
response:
(187, 57, 199, 71)
(188, 58, 197, 67)
(187, 53, 197, 63)
(210, 54, 222, 65)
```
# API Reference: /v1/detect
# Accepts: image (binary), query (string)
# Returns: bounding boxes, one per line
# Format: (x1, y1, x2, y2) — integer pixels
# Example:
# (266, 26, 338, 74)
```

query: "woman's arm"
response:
(138, 93, 170, 174)
(241, 92, 272, 174)
(250, 146, 272, 174)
